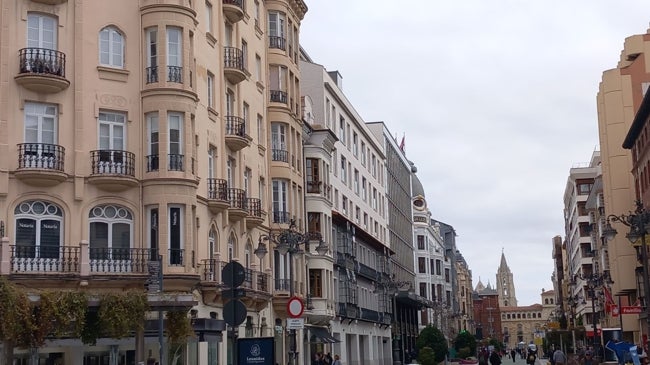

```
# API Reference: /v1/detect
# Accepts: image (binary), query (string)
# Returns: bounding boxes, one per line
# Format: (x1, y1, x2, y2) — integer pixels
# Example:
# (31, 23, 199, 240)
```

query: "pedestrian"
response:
(553, 348, 567, 365)
(526, 349, 537, 365)
(489, 349, 502, 365)
(332, 354, 342, 365)
(582, 349, 595, 365)
(325, 353, 333, 365)
(511, 349, 516, 363)
(479, 348, 489, 365)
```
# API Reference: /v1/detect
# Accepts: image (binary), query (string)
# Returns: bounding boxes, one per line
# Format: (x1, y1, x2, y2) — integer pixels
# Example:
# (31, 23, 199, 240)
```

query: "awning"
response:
(307, 326, 340, 344)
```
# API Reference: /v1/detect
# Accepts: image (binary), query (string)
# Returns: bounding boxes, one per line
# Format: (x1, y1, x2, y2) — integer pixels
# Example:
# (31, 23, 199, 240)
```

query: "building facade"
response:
(0, 0, 312, 364)
(496, 252, 518, 308)
(300, 57, 393, 365)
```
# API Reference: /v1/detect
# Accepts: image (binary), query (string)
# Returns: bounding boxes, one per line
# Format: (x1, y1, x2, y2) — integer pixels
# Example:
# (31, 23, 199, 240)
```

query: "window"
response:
(445, 268, 450, 283)
(269, 65, 287, 93)
(97, 111, 126, 173)
(339, 117, 346, 145)
(355, 207, 360, 223)
(308, 212, 321, 233)
(242, 40, 248, 70)
(372, 188, 377, 210)
(272, 179, 289, 224)
(27, 13, 57, 50)
(435, 259, 442, 275)
(342, 196, 348, 215)
(14, 200, 63, 260)
(577, 182, 593, 195)
(166, 27, 182, 82)
(363, 213, 368, 228)
(147, 207, 159, 260)
(168, 112, 183, 171)
(254, 0, 260, 27)
(244, 168, 252, 195)
(146, 113, 159, 171)
(353, 170, 359, 194)
(271, 123, 287, 161)
(306, 158, 320, 193)
(89, 205, 133, 260)
(99, 26, 124, 68)
(168, 205, 183, 265)
(418, 257, 426, 273)
(243, 102, 250, 131)
(23, 102, 59, 169)
(257, 114, 264, 144)
(361, 142, 366, 166)
(207, 72, 215, 108)
(371, 154, 377, 177)
(309, 269, 323, 297)
(353, 133, 358, 157)
(146, 28, 157, 82)
(362, 177, 367, 201)
(255, 54, 262, 82)
(268, 11, 285, 49)
(205, 2, 213, 34)
(340, 156, 346, 182)
(207, 147, 215, 178)
(417, 235, 425, 250)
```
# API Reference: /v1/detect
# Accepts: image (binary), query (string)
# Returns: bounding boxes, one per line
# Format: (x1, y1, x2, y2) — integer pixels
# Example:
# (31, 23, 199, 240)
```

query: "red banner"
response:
(621, 306, 643, 314)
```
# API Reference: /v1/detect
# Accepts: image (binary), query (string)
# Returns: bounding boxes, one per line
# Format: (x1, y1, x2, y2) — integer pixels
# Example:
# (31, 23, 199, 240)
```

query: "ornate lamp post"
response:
(571, 272, 610, 357)
(603, 200, 650, 344)
(255, 220, 328, 365)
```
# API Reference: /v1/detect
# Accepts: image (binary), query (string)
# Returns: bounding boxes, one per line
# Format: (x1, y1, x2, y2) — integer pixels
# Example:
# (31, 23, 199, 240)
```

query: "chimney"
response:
(327, 70, 343, 90)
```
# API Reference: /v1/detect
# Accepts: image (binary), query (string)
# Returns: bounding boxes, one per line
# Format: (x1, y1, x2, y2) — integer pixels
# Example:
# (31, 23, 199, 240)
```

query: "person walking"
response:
(332, 354, 342, 365)
(489, 349, 503, 365)
(553, 348, 567, 365)
(511, 349, 516, 363)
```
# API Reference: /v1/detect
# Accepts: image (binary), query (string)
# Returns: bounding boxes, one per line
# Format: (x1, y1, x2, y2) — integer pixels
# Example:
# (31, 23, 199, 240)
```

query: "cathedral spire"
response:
(496, 250, 517, 307)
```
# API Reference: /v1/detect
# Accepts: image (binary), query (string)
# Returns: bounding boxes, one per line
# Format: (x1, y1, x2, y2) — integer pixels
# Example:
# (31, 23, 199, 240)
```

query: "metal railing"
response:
(275, 278, 291, 292)
(269, 36, 286, 51)
(169, 248, 184, 266)
(90, 150, 135, 176)
(146, 66, 158, 83)
(146, 154, 159, 172)
(222, 0, 243, 8)
(272, 149, 289, 162)
(228, 188, 247, 210)
(208, 178, 228, 200)
(224, 47, 245, 71)
(168, 154, 184, 171)
(306, 180, 322, 193)
(18, 48, 66, 77)
(167, 66, 183, 83)
(225, 116, 246, 137)
(272, 210, 291, 224)
(270, 90, 287, 103)
(17, 143, 65, 171)
(247, 198, 262, 218)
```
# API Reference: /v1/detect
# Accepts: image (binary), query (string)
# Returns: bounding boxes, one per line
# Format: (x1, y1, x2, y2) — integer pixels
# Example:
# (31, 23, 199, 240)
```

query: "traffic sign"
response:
(224, 299, 247, 327)
(222, 261, 246, 288)
(287, 318, 304, 329)
(287, 296, 304, 318)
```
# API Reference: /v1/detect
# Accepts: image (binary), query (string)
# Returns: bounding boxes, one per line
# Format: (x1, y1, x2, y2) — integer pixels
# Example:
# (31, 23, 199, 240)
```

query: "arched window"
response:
(99, 26, 124, 68)
(228, 233, 235, 261)
(545, 298, 549, 305)
(245, 241, 252, 268)
(89, 205, 132, 259)
(208, 229, 216, 259)
(15, 200, 63, 259)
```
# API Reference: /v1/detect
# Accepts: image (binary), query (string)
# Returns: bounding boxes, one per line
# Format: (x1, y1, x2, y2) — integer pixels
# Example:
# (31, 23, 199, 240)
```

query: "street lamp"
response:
(571, 272, 610, 357)
(603, 200, 650, 343)
(374, 275, 410, 365)
(256, 220, 328, 365)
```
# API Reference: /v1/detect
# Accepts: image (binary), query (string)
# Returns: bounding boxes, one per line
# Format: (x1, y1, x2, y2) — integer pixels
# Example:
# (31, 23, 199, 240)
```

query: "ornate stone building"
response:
(496, 251, 518, 307)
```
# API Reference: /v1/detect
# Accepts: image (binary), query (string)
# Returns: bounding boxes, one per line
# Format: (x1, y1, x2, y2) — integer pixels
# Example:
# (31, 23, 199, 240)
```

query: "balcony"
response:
(245, 198, 264, 229)
(306, 180, 322, 194)
(15, 48, 69, 93)
(207, 178, 229, 214)
(146, 154, 159, 172)
(15, 143, 66, 187)
(169, 154, 184, 171)
(223, 47, 246, 84)
(224, 116, 250, 152)
(146, 66, 158, 84)
(227, 188, 247, 221)
(167, 66, 183, 83)
(89, 247, 150, 274)
(88, 150, 138, 192)
(272, 210, 291, 225)
(222, 0, 245, 23)
(269, 36, 286, 51)
(169, 248, 184, 266)
(272, 149, 289, 163)
(270, 90, 288, 104)
(10, 245, 79, 273)
(199, 258, 272, 309)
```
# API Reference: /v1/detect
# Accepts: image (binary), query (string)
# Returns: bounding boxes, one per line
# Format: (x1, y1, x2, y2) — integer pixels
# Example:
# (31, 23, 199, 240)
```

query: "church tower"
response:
(496, 250, 518, 307)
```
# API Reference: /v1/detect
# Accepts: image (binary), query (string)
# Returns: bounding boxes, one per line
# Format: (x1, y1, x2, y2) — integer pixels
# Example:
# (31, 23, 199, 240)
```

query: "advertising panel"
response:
(238, 337, 275, 365)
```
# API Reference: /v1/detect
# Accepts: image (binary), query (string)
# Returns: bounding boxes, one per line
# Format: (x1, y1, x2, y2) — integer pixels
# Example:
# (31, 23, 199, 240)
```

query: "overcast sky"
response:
(300, 1, 650, 305)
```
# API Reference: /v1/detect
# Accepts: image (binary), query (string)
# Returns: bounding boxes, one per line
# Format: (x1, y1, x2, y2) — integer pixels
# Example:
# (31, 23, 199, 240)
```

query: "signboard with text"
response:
(238, 337, 274, 365)
(621, 306, 643, 314)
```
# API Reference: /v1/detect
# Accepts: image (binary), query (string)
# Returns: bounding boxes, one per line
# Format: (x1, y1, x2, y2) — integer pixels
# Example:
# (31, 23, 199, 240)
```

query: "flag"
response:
(603, 286, 616, 313)
(399, 134, 405, 152)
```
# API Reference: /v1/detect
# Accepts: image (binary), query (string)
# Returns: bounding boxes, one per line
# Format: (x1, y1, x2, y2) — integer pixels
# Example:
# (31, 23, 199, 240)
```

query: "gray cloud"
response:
(301, 0, 650, 304)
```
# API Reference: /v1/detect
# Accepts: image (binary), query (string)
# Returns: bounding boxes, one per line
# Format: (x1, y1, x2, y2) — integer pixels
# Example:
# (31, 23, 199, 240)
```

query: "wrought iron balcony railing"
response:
(18, 48, 66, 77)
(17, 143, 65, 171)
(90, 150, 135, 176)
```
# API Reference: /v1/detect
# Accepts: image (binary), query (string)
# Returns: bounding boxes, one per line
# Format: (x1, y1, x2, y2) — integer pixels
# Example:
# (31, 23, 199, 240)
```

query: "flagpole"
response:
(618, 295, 623, 333)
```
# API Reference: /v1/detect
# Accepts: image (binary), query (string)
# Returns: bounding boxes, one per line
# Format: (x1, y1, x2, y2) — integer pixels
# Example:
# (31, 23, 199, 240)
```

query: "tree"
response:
(455, 330, 477, 357)
(418, 346, 436, 365)
(416, 325, 448, 363)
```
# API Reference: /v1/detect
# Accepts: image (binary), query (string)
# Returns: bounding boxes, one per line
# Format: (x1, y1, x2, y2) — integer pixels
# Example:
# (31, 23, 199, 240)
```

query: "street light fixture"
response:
(571, 271, 610, 357)
(257, 219, 328, 365)
(603, 200, 650, 343)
